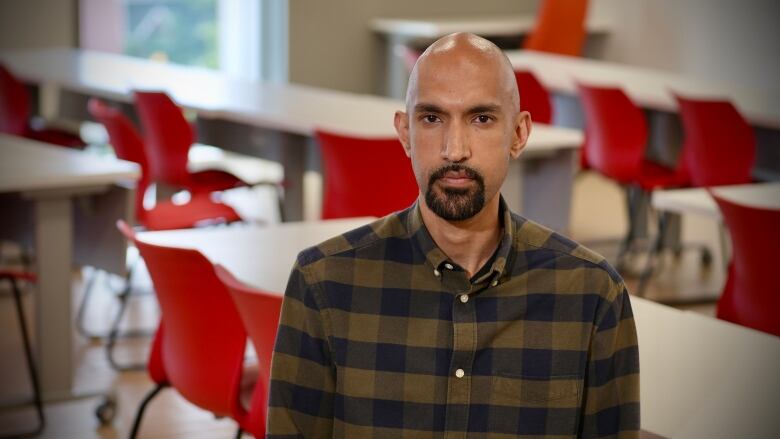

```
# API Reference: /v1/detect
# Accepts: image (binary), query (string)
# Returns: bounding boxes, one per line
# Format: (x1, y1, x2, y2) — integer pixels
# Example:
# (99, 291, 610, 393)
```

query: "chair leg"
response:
(637, 212, 669, 296)
(129, 383, 168, 439)
(617, 185, 642, 268)
(7, 276, 46, 437)
(105, 278, 146, 372)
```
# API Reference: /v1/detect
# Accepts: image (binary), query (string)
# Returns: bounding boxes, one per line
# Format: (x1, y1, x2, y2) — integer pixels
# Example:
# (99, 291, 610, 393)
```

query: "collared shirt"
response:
(267, 199, 640, 438)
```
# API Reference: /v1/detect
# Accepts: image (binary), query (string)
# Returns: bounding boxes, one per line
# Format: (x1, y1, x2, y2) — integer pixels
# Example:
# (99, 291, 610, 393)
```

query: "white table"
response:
(0, 48, 583, 232)
(506, 50, 780, 180)
(370, 14, 613, 99)
(505, 50, 780, 130)
(139, 221, 780, 438)
(633, 296, 780, 438)
(652, 182, 780, 219)
(0, 134, 139, 401)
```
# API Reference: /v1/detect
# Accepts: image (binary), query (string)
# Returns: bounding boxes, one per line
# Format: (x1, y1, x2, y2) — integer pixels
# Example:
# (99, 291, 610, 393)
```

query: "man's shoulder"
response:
(511, 213, 624, 287)
(296, 211, 411, 269)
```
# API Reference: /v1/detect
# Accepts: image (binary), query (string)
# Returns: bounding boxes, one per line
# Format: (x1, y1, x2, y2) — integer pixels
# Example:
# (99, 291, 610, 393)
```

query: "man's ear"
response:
(394, 110, 412, 158)
(510, 110, 531, 159)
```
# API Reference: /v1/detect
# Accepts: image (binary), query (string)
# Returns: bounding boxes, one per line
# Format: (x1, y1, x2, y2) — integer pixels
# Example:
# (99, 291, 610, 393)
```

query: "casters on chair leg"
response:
(95, 393, 117, 426)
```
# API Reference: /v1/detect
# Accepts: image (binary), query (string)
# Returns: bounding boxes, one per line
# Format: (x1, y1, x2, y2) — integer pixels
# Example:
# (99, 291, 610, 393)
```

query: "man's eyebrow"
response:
(467, 104, 502, 114)
(413, 103, 445, 114)
(413, 103, 503, 114)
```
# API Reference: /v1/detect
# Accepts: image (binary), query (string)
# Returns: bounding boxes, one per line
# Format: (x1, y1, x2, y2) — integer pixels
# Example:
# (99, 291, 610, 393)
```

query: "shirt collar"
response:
(406, 197, 514, 282)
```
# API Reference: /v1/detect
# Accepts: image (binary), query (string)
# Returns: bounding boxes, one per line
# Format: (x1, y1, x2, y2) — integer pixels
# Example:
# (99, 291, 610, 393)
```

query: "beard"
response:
(424, 164, 486, 221)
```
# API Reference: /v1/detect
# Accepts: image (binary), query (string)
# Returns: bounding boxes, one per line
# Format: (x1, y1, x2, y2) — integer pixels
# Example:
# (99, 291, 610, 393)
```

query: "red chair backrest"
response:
(133, 91, 195, 188)
(676, 96, 755, 187)
(215, 265, 283, 437)
(0, 63, 31, 136)
(88, 98, 150, 225)
(316, 130, 419, 219)
(523, 0, 589, 56)
(577, 83, 646, 183)
(711, 192, 780, 337)
(117, 220, 248, 417)
(514, 70, 553, 125)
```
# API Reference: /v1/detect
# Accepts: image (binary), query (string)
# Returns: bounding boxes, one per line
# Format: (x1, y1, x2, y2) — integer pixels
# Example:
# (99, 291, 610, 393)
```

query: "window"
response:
(80, 0, 287, 81)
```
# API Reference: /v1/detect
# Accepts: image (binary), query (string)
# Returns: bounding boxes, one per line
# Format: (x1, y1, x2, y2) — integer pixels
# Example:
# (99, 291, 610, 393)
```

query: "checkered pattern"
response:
(268, 199, 640, 438)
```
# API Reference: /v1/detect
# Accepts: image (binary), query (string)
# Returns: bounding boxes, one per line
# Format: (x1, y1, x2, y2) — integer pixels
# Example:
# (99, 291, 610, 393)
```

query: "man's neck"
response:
(419, 195, 503, 278)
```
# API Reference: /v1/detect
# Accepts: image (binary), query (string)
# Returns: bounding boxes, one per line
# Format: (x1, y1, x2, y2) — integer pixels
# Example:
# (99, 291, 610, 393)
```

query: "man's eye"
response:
(475, 115, 492, 123)
(424, 115, 440, 123)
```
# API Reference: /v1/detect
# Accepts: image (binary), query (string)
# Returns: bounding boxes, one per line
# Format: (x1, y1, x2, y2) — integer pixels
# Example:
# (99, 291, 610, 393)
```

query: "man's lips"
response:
(437, 171, 475, 187)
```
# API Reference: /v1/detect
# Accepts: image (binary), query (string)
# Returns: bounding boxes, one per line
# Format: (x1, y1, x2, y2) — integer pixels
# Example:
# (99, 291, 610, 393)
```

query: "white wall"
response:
(0, 0, 77, 50)
(288, 0, 538, 94)
(592, 0, 780, 93)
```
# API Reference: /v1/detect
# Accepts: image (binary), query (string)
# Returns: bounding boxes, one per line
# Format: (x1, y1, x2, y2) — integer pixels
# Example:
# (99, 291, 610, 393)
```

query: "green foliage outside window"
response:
(124, 0, 218, 69)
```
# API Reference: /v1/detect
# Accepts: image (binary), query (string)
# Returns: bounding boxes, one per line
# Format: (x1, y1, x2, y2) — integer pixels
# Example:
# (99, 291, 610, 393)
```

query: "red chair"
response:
(133, 90, 249, 194)
(117, 221, 255, 438)
(215, 265, 283, 437)
(514, 70, 553, 125)
(0, 270, 44, 437)
(577, 83, 690, 270)
(0, 63, 85, 148)
(712, 192, 780, 337)
(675, 95, 756, 186)
(523, 0, 590, 56)
(86, 98, 242, 371)
(88, 98, 241, 230)
(316, 130, 419, 219)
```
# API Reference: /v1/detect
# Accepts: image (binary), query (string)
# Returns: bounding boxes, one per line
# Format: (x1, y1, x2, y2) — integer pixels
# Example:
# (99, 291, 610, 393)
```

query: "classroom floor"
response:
(0, 171, 723, 438)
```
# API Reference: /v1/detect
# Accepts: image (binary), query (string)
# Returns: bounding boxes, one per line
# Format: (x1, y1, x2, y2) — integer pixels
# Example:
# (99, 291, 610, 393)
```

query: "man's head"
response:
(394, 32, 531, 222)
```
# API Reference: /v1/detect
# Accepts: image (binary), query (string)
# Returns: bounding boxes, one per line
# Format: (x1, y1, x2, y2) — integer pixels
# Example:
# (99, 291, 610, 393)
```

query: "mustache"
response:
(428, 164, 484, 187)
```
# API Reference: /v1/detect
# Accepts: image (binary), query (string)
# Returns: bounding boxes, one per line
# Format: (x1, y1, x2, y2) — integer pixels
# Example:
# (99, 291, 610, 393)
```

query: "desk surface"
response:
(0, 133, 139, 193)
(139, 219, 780, 438)
(505, 50, 780, 129)
(652, 182, 780, 219)
(370, 13, 611, 39)
(0, 48, 585, 146)
(138, 218, 374, 294)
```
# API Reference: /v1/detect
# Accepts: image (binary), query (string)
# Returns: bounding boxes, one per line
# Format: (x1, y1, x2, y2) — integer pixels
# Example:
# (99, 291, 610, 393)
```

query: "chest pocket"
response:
(487, 373, 582, 436)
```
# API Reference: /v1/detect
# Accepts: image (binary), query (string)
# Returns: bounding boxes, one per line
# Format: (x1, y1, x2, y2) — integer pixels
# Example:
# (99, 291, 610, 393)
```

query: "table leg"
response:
(33, 196, 74, 401)
(503, 149, 576, 234)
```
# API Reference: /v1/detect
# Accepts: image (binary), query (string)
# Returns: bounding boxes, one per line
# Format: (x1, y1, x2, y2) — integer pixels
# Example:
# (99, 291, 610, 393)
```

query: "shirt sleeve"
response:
(267, 260, 336, 438)
(579, 284, 641, 438)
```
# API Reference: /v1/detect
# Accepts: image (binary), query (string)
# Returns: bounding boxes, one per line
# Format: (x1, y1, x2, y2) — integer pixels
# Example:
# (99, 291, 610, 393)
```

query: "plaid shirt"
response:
(268, 199, 639, 438)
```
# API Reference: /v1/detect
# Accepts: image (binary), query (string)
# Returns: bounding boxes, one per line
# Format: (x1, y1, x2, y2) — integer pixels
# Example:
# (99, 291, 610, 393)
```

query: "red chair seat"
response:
(27, 128, 86, 149)
(635, 159, 689, 191)
(188, 169, 248, 194)
(143, 194, 241, 231)
(0, 269, 37, 283)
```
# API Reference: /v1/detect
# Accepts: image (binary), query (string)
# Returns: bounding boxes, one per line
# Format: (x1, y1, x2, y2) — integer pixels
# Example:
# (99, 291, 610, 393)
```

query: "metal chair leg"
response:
(129, 383, 168, 439)
(637, 212, 669, 296)
(1, 276, 45, 438)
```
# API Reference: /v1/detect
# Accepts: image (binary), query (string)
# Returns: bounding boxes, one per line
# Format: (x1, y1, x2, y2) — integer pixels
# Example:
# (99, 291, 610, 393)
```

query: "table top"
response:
(138, 217, 374, 294)
(505, 50, 780, 129)
(651, 182, 780, 219)
(0, 48, 584, 148)
(139, 217, 780, 438)
(0, 134, 139, 193)
(370, 13, 612, 39)
(632, 295, 780, 438)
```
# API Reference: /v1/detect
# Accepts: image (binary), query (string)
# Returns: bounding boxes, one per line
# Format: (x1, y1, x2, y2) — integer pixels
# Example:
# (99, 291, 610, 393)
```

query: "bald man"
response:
(267, 33, 639, 438)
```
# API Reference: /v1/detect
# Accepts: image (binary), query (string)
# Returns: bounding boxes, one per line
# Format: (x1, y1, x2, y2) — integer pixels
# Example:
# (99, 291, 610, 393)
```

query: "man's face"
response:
(395, 49, 528, 221)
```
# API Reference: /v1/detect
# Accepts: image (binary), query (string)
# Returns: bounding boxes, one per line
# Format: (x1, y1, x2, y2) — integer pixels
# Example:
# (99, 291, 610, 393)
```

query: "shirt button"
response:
(433, 269, 440, 277)
(491, 279, 498, 287)
(455, 368, 465, 378)
(459, 294, 469, 303)
(444, 263, 454, 270)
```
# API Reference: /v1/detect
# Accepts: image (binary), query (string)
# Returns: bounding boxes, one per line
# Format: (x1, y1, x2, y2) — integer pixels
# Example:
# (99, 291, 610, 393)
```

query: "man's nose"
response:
(441, 121, 471, 162)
